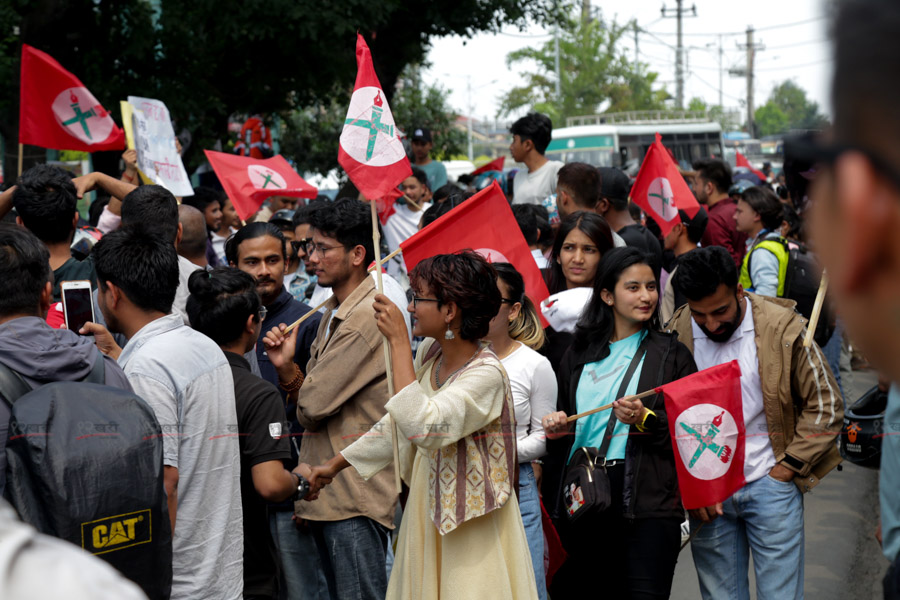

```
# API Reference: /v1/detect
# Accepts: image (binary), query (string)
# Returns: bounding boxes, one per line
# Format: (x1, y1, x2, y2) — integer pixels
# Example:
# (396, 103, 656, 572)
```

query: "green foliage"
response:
(390, 68, 465, 161)
(1, 0, 566, 177)
(497, 13, 670, 123)
(753, 80, 829, 137)
(687, 97, 742, 132)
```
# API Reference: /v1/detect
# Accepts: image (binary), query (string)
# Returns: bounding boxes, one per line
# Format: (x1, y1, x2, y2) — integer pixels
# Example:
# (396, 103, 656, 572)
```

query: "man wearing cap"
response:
(595, 166, 663, 270)
(410, 127, 448, 192)
(660, 206, 708, 324)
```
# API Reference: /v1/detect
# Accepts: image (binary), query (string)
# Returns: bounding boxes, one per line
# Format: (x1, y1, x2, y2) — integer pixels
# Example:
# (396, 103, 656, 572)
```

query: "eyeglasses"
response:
(307, 243, 346, 257)
(784, 135, 900, 192)
(289, 240, 308, 255)
(258, 306, 268, 321)
(412, 296, 441, 308)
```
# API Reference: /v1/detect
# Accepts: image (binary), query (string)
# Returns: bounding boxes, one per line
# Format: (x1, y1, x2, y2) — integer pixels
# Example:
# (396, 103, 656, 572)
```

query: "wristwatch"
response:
(292, 472, 310, 500)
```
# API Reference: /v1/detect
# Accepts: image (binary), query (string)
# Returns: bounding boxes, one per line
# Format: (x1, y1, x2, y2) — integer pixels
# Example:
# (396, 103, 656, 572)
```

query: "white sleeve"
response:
(517, 356, 558, 462)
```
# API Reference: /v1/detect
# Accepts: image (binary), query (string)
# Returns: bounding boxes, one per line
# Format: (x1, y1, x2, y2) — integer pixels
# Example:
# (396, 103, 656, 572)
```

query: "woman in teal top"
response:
(542, 247, 697, 599)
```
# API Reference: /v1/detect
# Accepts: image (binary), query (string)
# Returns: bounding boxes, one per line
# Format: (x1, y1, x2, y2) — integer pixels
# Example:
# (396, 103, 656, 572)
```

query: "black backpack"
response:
(0, 358, 172, 600)
(748, 237, 834, 347)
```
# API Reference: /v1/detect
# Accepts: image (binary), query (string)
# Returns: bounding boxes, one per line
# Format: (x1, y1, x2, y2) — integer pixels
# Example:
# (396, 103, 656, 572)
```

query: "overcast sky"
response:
(422, 0, 833, 126)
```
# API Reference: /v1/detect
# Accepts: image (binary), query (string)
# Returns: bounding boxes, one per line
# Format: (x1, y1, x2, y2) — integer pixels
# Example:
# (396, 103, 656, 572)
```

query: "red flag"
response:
(629, 133, 700, 237)
(19, 44, 125, 152)
(374, 186, 402, 226)
(657, 360, 745, 510)
(736, 151, 767, 182)
(204, 150, 318, 221)
(400, 181, 550, 325)
(471, 156, 505, 176)
(338, 34, 411, 201)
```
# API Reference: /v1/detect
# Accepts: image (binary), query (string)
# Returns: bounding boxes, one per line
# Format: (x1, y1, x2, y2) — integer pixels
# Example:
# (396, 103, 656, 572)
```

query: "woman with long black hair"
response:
(542, 246, 697, 599)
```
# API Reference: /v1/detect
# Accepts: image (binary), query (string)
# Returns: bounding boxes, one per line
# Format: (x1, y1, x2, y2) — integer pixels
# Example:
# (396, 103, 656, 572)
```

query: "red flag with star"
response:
(204, 150, 318, 221)
(19, 44, 125, 152)
(629, 133, 700, 236)
(338, 34, 412, 203)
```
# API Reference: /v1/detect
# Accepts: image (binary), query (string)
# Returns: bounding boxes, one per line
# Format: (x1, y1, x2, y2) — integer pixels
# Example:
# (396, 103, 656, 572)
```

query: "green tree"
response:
(686, 97, 742, 132)
(497, 13, 669, 123)
(1, 0, 566, 177)
(753, 80, 829, 136)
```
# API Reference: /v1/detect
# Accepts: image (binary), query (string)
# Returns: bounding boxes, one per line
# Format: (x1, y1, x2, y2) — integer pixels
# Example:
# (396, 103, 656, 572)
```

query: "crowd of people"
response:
(0, 1, 898, 598)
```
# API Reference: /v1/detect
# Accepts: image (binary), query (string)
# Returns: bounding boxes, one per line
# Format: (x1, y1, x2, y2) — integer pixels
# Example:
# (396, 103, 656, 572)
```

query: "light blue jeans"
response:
(269, 510, 328, 600)
(519, 463, 548, 600)
(690, 474, 805, 600)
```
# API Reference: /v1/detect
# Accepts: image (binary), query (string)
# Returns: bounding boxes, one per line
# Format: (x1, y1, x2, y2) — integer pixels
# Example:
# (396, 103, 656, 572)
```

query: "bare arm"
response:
(251, 460, 299, 503)
(164, 465, 178, 531)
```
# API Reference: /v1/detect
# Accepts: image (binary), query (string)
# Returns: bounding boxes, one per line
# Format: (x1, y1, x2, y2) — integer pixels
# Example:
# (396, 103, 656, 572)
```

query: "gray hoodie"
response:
(0, 317, 132, 494)
(0, 317, 131, 390)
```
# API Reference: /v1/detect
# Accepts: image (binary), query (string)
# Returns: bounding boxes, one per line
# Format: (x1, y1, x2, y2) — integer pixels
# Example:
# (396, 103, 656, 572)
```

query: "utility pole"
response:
(633, 20, 639, 65)
(717, 34, 723, 108)
(554, 27, 561, 99)
(737, 27, 765, 137)
(661, 1, 697, 109)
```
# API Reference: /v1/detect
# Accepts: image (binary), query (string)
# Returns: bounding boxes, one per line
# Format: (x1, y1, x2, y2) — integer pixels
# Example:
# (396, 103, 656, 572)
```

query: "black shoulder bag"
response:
(562, 338, 647, 522)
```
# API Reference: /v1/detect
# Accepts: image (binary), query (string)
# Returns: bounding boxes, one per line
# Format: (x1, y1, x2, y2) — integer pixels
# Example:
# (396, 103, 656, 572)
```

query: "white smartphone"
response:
(61, 280, 95, 334)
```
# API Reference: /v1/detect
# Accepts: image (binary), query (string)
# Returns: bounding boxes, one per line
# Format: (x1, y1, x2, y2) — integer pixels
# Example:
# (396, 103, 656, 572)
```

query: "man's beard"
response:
(699, 297, 742, 343)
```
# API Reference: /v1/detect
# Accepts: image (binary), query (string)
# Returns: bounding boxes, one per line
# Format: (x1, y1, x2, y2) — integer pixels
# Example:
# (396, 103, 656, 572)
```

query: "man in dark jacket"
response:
(0, 224, 131, 494)
(693, 158, 747, 267)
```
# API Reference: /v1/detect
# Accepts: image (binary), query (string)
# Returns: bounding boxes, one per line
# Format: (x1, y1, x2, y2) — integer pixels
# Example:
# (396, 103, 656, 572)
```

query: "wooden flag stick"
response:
(401, 193, 422, 211)
(369, 199, 403, 493)
(281, 247, 404, 335)
(566, 388, 660, 423)
(803, 270, 829, 348)
(17, 143, 23, 177)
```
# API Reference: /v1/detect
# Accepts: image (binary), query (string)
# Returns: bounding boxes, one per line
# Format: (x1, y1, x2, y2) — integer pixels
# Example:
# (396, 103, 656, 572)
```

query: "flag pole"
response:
(803, 270, 829, 348)
(17, 143, 23, 177)
(370, 198, 403, 493)
(566, 388, 659, 423)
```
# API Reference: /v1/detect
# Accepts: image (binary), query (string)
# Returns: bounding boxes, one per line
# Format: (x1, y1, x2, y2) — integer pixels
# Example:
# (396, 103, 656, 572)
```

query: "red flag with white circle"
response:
(338, 34, 412, 203)
(657, 360, 746, 509)
(629, 133, 700, 237)
(19, 44, 125, 152)
(204, 150, 318, 221)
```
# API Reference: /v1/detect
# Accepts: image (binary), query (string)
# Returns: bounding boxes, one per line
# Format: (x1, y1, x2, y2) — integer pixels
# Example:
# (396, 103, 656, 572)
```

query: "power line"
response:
(754, 58, 833, 71)
(762, 38, 829, 51)
(690, 71, 745, 103)
(641, 15, 828, 38)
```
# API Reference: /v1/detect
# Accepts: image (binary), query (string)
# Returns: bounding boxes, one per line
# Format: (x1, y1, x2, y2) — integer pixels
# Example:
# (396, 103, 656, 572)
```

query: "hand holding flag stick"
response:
(566, 388, 660, 423)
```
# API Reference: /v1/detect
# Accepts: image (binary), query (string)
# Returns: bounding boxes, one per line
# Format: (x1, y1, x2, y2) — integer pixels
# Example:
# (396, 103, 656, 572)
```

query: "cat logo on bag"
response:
(81, 509, 152, 555)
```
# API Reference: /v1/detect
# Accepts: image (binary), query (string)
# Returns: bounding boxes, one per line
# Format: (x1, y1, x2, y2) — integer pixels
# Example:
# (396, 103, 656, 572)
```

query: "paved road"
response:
(670, 369, 889, 599)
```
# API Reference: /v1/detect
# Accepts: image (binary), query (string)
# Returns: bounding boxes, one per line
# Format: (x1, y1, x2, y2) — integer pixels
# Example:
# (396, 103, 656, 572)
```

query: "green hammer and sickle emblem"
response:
(344, 104, 395, 162)
(679, 421, 727, 468)
(61, 101, 97, 140)
(649, 192, 671, 207)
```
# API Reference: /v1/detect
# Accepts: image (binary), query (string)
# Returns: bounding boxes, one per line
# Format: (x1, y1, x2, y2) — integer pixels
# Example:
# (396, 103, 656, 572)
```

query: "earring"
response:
(444, 324, 455, 340)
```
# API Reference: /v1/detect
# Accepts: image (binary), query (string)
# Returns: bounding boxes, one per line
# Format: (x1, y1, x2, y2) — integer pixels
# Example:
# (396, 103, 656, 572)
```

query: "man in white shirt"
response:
(510, 113, 564, 206)
(666, 246, 842, 600)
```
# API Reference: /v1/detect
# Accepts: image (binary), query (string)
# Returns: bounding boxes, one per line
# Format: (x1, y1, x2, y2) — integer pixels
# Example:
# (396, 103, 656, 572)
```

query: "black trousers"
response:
(550, 465, 682, 600)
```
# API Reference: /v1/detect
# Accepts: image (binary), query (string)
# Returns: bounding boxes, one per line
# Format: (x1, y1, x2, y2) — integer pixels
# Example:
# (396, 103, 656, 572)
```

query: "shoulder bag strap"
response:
(0, 362, 33, 408)
(597, 336, 648, 461)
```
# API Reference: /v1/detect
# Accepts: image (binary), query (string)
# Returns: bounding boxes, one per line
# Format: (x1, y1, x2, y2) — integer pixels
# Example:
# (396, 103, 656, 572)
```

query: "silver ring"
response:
(630, 410, 635, 418)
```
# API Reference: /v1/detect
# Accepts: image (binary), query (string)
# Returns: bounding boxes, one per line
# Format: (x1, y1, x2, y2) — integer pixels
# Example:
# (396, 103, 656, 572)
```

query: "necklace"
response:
(434, 346, 482, 388)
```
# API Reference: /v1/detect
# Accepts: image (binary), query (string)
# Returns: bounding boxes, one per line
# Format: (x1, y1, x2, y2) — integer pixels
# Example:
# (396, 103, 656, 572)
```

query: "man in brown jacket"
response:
(667, 246, 842, 600)
(267, 198, 398, 599)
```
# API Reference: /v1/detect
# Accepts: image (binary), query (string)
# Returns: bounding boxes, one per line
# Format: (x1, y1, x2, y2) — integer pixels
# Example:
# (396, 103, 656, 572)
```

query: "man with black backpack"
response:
(0, 223, 171, 599)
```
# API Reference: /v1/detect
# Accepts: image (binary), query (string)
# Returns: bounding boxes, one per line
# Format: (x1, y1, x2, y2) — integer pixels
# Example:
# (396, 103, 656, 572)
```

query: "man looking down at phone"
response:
(0, 224, 131, 495)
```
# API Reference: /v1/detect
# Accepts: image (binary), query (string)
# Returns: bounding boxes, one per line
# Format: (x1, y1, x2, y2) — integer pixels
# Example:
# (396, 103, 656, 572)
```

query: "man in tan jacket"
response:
(667, 246, 842, 600)
(266, 198, 398, 599)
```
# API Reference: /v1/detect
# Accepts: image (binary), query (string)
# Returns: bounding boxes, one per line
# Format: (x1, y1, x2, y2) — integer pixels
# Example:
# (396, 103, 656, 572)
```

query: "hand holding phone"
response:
(61, 280, 95, 335)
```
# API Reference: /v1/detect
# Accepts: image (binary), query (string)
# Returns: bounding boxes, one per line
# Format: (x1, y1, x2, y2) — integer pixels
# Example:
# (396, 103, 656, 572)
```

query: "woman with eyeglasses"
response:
(541, 247, 697, 599)
(307, 251, 539, 600)
(540, 211, 616, 371)
(483, 262, 556, 600)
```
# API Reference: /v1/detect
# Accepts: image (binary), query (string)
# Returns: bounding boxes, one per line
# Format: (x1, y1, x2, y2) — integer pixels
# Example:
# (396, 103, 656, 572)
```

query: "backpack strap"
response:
(0, 362, 33, 409)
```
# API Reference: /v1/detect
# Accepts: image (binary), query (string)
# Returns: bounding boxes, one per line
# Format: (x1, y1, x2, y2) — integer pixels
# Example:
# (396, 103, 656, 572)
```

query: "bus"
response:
(545, 111, 724, 174)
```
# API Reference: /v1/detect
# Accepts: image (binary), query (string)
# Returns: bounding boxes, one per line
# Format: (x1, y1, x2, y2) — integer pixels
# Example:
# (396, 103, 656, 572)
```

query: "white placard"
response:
(127, 96, 193, 197)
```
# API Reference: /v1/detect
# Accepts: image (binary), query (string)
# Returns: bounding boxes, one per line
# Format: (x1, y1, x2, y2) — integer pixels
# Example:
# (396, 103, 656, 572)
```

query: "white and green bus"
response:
(545, 111, 724, 173)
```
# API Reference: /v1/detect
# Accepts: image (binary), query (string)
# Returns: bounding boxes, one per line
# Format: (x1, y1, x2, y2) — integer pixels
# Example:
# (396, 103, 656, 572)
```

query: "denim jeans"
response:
(310, 517, 390, 600)
(690, 474, 805, 600)
(519, 463, 548, 600)
(268, 511, 328, 600)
